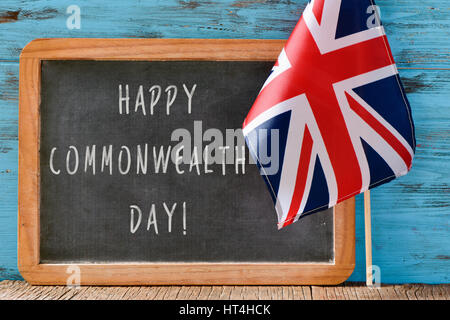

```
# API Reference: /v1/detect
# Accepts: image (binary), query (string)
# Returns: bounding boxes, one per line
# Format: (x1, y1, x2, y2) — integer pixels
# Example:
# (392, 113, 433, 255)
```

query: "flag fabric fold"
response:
(243, 0, 415, 229)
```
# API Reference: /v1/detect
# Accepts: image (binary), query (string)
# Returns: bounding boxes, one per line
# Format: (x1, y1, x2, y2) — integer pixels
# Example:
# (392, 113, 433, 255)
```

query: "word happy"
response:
(118, 84, 197, 115)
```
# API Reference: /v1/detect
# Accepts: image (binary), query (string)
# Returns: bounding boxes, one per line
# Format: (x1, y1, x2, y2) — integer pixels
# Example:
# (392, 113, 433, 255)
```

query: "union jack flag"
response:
(243, 0, 415, 229)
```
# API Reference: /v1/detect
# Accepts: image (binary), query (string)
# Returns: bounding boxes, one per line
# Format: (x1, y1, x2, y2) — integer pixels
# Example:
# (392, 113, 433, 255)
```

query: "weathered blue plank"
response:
(0, 0, 449, 68)
(349, 69, 450, 283)
(0, 62, 20, 280)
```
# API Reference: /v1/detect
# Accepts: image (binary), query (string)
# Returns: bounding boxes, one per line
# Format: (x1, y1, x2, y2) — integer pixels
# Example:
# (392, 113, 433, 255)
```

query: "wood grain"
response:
(18, 39, 355, 286)
(20, 38, 284, 61)
(1, 280, 449, 300)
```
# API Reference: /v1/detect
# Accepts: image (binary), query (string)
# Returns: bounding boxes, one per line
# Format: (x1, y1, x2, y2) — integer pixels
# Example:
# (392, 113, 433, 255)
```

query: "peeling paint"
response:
(0, 8, 58, 23)
(0, 10, 20, 23)
(0, 146, 13, 153)
(0, 267, 22, 281)
(126, 31, 164, 39)
(402, 74, 432, 93)
(21, 8, 58, 20)
(0, 72, 19, 101)
(231, 0, 296, 9)
(178, 1, 202, 9)
(398, 182, 424, 193)
(232, 0, 276, 8)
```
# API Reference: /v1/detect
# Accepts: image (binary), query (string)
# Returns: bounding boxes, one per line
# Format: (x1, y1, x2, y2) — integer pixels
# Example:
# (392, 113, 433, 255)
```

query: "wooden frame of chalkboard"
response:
(18, 39, 355, 285)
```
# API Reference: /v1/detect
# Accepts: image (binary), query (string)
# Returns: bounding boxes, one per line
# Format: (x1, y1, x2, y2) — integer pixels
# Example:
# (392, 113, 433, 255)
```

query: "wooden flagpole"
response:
(364, 190, 373, 286)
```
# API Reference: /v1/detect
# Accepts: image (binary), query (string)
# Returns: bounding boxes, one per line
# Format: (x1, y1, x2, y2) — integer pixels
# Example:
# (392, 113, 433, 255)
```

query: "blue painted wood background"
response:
(0, 0, 448, 283)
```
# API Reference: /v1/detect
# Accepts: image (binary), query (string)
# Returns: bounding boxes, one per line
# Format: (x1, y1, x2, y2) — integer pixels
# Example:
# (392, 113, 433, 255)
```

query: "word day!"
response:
(118, 84, 197, 115)
(129, 202, 187, 235)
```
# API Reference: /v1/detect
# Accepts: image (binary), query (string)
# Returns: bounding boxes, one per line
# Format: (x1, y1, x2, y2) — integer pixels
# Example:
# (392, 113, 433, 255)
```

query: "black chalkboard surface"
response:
(40, 60, 333, 263)
(19, 39, 354, 285)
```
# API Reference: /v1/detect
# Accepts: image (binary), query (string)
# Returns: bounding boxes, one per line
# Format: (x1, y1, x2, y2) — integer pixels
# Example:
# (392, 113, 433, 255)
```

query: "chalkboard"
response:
(19, 39, 354, 285)
(40, 59, 333, 263)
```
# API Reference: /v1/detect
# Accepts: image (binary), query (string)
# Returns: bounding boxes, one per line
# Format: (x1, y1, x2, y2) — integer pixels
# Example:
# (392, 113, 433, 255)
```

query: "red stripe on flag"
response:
(345, 92, 412, 168)
(312, 0, 325, 25)
(282, 126, 313, 228)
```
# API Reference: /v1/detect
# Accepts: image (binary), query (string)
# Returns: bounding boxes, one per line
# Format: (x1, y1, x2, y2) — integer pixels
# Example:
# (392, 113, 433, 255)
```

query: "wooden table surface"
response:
(1, 280, 448, 300)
